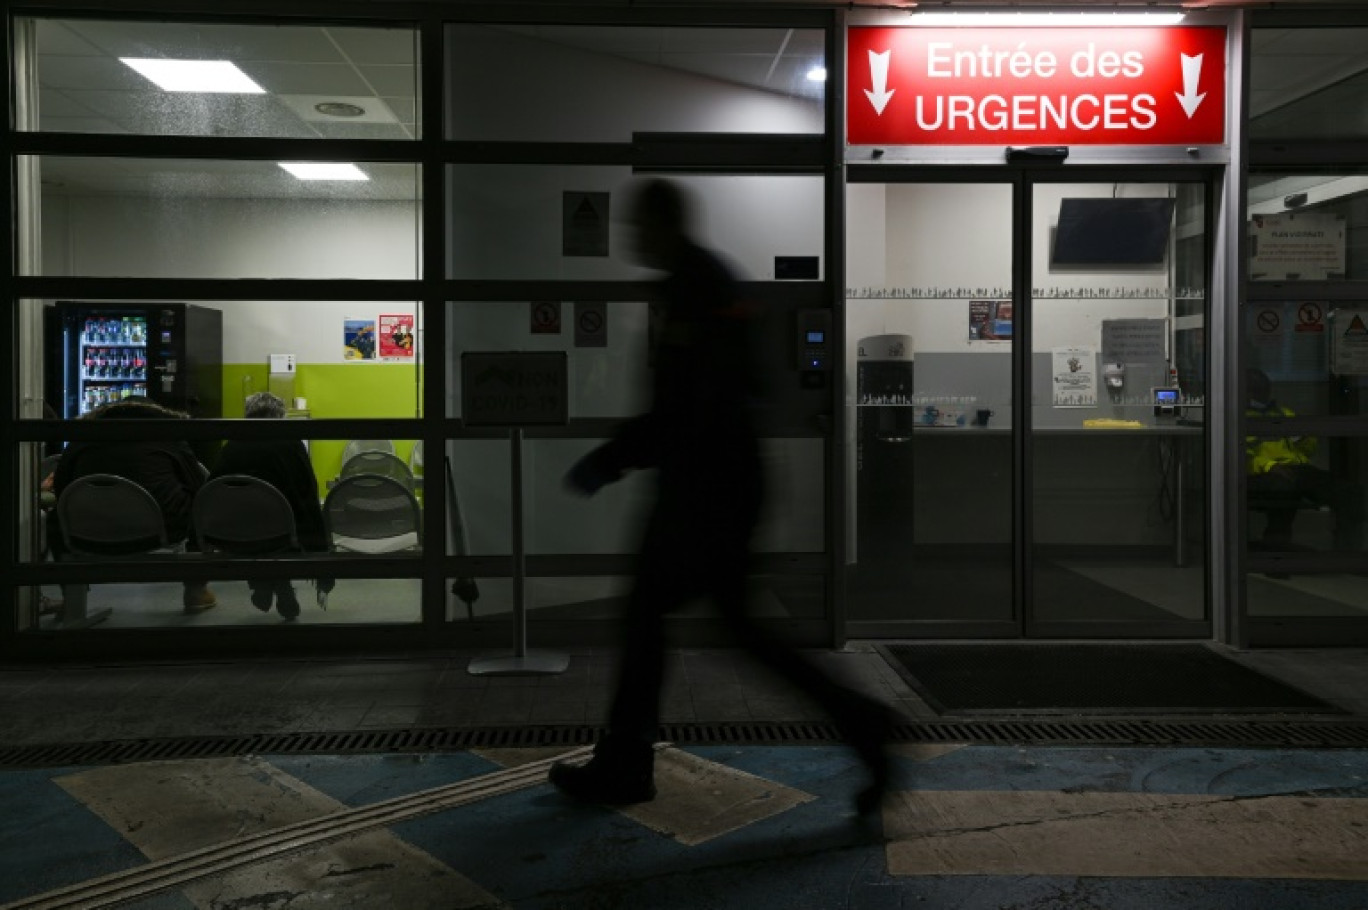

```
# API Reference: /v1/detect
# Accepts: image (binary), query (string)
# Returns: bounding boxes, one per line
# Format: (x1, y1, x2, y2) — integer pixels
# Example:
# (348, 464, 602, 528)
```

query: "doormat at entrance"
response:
(875, 643, 1343, 715)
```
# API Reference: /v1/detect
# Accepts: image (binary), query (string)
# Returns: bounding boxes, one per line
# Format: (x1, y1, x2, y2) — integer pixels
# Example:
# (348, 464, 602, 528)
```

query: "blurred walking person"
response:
(549, 178, 894, 815)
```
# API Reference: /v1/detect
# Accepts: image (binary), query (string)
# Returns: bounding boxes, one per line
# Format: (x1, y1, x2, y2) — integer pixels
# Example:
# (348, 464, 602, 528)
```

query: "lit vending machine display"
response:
(78, 315, 149, 414)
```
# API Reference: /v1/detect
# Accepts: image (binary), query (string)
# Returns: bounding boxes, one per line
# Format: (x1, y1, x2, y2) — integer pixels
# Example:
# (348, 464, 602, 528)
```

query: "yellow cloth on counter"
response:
(1082, 418, 1145, 428)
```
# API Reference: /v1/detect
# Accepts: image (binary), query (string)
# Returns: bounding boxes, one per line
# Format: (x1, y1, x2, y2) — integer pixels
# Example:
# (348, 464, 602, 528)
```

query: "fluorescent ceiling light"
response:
(120, 58, 265, 93)
(278, 162, 369, 181)
(807, 65, 828, 82)
(910, 12, 1186, 26)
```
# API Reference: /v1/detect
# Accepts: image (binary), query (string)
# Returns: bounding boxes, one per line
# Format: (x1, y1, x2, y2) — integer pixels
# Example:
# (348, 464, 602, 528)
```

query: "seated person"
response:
(209, 392, 329, 620)
(1246, 368, 1364, 550)
(49, 398, 216, 613)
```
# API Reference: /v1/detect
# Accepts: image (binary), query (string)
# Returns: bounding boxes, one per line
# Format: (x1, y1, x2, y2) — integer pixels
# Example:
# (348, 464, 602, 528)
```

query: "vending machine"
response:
(45, 302, 223, 420)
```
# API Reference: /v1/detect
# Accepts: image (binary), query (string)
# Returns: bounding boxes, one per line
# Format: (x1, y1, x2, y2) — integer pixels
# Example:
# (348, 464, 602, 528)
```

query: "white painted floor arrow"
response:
(1175, 53, 1206, 118)
(865, 49, 895, 115)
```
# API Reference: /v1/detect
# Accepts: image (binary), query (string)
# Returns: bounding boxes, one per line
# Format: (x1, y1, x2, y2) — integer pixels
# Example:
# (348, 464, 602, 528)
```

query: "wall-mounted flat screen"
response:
(1052, 198, 1176, 265)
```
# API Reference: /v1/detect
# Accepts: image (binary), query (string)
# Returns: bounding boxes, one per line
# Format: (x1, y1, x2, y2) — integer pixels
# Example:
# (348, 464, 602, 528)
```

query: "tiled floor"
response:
(2, 643, 1367, 910)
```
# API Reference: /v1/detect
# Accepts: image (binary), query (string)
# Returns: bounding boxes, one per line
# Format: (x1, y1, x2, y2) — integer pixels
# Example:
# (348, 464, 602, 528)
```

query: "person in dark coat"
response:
(49, 397, 216, 613)
(209, 392, 328, 620)
(548, 178, 895, 815)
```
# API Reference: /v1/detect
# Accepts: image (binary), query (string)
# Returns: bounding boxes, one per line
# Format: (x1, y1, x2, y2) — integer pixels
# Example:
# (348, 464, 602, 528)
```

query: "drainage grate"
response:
(3, 719, 1367, 769)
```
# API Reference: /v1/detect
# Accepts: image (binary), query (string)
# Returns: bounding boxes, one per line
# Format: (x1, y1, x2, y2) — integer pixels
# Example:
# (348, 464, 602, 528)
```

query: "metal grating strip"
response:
(4, 718, 1368, 769)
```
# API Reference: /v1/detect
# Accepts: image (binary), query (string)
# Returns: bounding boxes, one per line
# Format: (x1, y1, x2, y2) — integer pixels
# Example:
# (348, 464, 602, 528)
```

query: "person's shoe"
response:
(249, 587, 274, 612)
(842, 695, 896, 817)
(548, 757, 656, 805)
(276, 586, 301, 622)
(182, 586, 218, 614)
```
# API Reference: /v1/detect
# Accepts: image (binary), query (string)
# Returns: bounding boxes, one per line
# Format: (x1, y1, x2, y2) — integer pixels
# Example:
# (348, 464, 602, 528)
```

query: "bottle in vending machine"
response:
(84, 348, 95, 376)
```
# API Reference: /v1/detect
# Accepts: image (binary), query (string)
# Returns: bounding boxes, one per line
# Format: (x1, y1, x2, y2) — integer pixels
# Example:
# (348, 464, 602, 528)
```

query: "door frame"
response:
(844, 163, 1221, 640)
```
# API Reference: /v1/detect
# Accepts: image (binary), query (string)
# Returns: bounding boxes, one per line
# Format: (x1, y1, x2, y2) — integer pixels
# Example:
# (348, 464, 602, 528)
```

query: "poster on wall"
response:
(343, 318, 377, 361)
(379, 314, 416, 360)
(1052, 346, 1097, 407)
(1248, 212, 1346, 281)
(563, 191, 610, 257)
(969, 300, 1013, 341)
(1332, 308, 1368, 376)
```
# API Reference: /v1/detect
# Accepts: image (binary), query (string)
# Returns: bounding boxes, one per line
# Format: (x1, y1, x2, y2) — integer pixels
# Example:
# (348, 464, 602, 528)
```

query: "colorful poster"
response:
(1052, 346, 1097, 407)
(344, 318, 377, 361)
(969, 300, 1013, 341)
(379, 313, 416, 360)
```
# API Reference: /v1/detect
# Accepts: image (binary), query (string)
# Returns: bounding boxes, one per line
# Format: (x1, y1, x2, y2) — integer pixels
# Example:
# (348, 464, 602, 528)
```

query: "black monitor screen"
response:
(1052, 197, 1176, 266)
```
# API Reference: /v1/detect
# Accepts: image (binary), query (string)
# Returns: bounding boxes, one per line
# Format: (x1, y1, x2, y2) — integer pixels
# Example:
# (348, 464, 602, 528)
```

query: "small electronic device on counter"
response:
(1152, 387, 1180, 418)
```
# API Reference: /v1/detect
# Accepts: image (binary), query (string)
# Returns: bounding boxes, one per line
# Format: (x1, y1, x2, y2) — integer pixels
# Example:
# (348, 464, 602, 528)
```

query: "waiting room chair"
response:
(53, 473, 182, 628)
(340, 439, 395, 468)
(340, 450, 415, 491)
(192, 475, 299, 556)
(409, 440, 424, 477)
(324, 474, 422, 555)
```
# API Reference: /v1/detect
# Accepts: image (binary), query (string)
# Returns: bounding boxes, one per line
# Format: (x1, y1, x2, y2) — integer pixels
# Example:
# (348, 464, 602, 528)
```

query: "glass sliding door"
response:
(845, 180, 1015, 631)
(1027, 179, 1209, 634)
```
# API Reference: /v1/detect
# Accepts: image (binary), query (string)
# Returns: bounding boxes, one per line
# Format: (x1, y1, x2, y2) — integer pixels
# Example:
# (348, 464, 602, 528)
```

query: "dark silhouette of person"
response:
(49, 397, 216, 613)
(1246, 367, 1364, 550)
(548, 178, 894, 815)
(209, 392, 330, 620)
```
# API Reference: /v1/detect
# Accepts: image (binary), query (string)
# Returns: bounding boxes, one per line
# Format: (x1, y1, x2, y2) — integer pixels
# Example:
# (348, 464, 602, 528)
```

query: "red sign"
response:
(848, 27, 1226, 146)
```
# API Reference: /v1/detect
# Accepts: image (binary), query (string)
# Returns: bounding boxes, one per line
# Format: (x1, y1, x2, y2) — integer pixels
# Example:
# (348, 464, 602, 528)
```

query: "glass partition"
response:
(446, 24, 824, 142)
(1250, 28, 1368, 142)
(844, 181, 1015, 625)
(447, 166, 822, 281)
(21, 18, 418, 139)
(22, 157, 420, 279)
(1030, 180, 1208, 627)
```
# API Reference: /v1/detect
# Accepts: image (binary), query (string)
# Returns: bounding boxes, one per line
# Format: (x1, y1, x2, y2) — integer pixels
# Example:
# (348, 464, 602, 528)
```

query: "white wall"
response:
(41, 194, 419, 364)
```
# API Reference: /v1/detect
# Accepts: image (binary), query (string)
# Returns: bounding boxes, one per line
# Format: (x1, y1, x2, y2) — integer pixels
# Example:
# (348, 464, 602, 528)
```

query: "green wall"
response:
(222, 363, 422, 497)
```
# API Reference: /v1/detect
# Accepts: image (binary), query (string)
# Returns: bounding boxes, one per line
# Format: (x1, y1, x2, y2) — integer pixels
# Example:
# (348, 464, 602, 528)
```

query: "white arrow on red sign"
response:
(1175, 53, 1206, 118)
(865, 49, 894, 115)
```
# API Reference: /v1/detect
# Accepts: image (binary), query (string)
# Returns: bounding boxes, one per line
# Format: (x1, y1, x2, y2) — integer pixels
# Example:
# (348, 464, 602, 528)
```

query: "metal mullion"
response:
(12, 417, 425, 443)
(9, 133, 421, 162)
(419, 11, 446, 632)
(442, 280, 656, 303)
(3, 11, 21, 624)
(19, 556, 423, 586)
(1014, 172, 1031, 638)
(828, 5, 845, 649)
(7, 0, 428, 24)
(446, 4, 831, 29)
(11, 277, 422, 301)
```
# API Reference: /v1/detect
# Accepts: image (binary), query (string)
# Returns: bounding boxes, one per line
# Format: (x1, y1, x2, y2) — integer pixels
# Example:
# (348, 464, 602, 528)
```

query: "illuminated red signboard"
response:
(847, 27, 1226, 146)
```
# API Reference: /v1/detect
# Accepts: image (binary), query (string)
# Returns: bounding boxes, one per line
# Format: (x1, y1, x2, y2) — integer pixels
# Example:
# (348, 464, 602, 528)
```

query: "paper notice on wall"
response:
(344, 318, 376, 361)
(1332, 308, 1368, 376)
(1101, 318, 1167, 362)
(1249, 212, 1346, 281)
(563, 191, 610, 257)
(1052, 346, 1097, 407)
(379, 314, 416, 360)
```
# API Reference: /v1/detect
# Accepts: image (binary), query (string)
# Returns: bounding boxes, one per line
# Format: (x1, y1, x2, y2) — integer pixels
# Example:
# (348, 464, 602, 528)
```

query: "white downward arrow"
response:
(865, 49, 895, 115)
(1175, 53, 1206, 118)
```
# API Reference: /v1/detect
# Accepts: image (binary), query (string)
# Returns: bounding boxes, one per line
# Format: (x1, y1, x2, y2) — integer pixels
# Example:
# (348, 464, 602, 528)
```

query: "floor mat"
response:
(876, 643, 1344, 715)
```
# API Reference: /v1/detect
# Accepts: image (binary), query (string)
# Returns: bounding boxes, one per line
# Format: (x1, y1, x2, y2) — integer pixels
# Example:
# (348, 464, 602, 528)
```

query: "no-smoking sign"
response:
(1254, 307, 1282, 336)
(574, 301, 607, 348)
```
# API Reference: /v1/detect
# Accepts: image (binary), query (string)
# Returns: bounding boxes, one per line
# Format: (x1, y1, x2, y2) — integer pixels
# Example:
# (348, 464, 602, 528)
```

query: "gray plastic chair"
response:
(340, 439, 395, 468)
(54, 473, 181, 628)
(340, 450, 415, 491)
(57, 473, 172, 557)
(324, 474, 422, 555)
(192, 475, 299, 556)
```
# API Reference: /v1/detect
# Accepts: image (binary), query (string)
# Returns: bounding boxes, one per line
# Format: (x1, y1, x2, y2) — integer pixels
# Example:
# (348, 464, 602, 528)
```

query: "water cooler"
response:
(856, 334, 916, 562)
